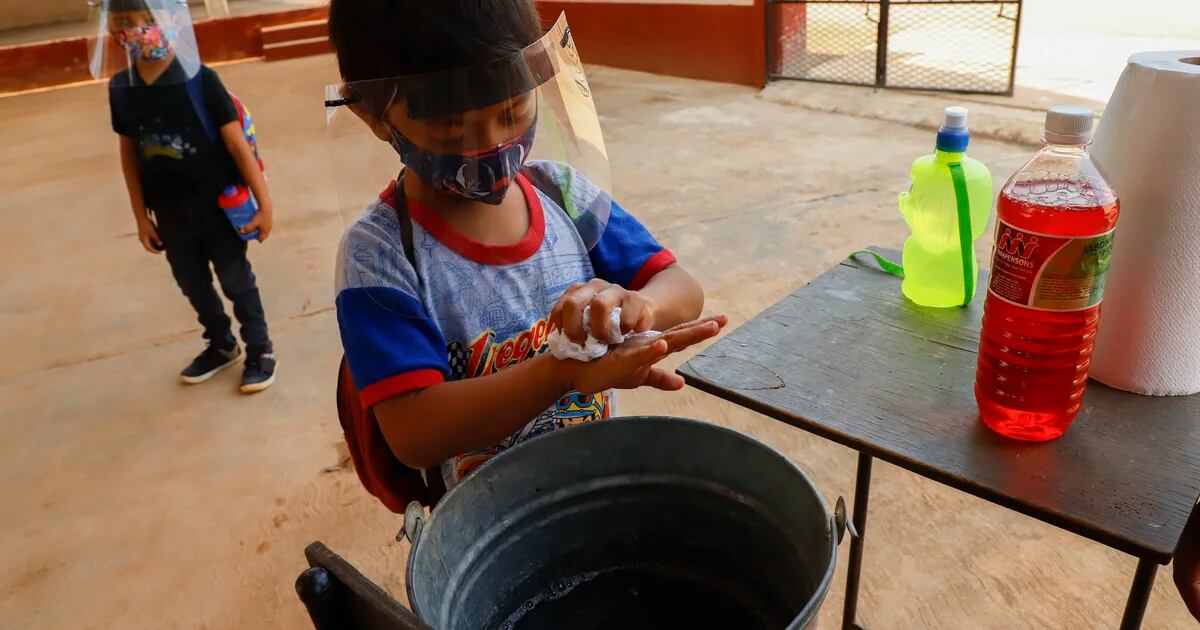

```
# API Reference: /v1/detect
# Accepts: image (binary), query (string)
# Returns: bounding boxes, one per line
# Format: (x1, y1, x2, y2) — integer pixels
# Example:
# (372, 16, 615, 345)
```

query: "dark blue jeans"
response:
(158, 204, 272, 355)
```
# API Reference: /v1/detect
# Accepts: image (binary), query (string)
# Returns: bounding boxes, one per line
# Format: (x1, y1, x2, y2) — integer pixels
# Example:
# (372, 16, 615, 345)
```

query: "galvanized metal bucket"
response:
(401, 416, 852, 629)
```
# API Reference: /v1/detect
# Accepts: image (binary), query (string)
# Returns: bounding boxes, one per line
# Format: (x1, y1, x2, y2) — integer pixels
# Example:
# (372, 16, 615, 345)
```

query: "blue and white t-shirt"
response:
(335, 161, 676, 487)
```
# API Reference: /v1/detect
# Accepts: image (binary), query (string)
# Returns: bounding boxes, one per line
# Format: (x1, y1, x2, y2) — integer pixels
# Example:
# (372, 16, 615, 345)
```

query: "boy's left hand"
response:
(550, 279, 655, 345)
(242, 209, 273, 242)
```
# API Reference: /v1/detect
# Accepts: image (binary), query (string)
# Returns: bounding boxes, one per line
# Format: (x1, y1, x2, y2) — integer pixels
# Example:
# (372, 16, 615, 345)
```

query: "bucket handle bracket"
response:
(399, 500, 425, 544)
(834, 496, 859, 544)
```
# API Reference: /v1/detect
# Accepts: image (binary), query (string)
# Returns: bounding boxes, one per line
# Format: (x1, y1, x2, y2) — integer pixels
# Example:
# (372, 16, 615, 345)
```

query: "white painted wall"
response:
(1016, 0, 1200, 101)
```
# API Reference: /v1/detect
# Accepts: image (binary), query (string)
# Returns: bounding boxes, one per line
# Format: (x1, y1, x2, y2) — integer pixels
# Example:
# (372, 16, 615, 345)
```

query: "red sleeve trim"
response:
(628, 249, 677, 291)
(359, 369, 445, 408)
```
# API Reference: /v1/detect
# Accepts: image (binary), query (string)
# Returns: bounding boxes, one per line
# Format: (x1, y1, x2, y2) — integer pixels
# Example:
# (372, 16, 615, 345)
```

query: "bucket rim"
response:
(407, 415, 839, 628)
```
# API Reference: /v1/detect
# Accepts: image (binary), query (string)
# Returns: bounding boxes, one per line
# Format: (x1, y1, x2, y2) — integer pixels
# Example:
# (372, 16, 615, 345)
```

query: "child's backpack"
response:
(224, 91, 264, 172)
(184, 75, 265, 173)
(336, 356, 445, 512)
(334, 180, 443, 513)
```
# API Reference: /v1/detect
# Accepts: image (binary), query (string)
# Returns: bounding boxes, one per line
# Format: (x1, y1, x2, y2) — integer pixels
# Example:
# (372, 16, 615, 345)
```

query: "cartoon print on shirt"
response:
(461, 316, 555, 378)
(141, 131, 195, 160)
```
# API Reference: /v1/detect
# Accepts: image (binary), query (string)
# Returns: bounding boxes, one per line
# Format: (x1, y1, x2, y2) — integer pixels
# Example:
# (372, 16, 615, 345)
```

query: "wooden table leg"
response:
(1119, 558, 1157, 630)
(842, 452, 873, 630)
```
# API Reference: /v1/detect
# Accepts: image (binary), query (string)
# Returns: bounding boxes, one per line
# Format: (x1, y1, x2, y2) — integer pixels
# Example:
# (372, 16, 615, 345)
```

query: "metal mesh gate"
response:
(768, 0, 1023, 95)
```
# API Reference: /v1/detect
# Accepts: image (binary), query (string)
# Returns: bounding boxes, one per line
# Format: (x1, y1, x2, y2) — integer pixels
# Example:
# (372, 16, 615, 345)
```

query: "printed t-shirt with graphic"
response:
(335, 161, 677, 488)
(109, 60, 240, 215)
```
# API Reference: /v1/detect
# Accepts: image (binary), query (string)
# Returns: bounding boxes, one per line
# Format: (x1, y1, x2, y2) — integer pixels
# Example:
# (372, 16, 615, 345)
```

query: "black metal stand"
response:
(836, 450, 1160, 630)
(842, 453, 873, 630)
(1119, 558, 1157, 630)
(873, 0, 890, 89)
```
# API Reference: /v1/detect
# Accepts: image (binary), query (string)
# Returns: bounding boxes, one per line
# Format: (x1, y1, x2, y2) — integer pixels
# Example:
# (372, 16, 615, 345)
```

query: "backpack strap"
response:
(110, 82, 131, 134)
(109, 73, 218, 143)
(398, 197, 417, 270)
(521, 163, 610, 253)
(184, 73, 219, 142)
(390, 165, 589, 272)
(390, 166, 570, 271)
(389, 171, 418, 269)
(520, 164, 566, 216)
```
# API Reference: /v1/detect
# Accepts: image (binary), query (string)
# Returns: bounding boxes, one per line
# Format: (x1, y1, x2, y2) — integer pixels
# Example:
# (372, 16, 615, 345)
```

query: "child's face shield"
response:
(325, 13, 612, 254)
(87, 0, 201, 84)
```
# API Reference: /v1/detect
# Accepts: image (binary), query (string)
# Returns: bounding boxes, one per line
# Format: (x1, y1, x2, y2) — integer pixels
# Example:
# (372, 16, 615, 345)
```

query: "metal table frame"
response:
(837, 451, 1159, 630)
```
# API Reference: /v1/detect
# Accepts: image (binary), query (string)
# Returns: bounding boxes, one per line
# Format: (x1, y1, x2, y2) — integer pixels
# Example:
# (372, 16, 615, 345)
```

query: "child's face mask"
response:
(387, 118, 537, 205)
(117, 25, 172, 62)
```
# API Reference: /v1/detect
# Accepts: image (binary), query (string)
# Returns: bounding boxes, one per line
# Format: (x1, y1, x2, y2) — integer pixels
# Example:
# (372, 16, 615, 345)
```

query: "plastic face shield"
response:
(325, 13, 612, 255)
(88, 0, 201, 85)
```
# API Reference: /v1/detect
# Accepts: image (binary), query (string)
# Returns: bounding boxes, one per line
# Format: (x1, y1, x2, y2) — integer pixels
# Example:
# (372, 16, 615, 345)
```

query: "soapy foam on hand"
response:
(547, 306, 661, 362)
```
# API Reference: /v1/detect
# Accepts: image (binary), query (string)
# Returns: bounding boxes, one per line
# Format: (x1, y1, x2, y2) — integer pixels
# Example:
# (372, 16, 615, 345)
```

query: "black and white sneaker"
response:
(180, 344, 242, 384)
(240, 352, 277, 394)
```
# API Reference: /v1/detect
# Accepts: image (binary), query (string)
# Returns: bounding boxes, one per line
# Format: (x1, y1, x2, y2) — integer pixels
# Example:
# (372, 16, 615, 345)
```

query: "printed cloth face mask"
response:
(119, 25, 173, 62)
(387, 118, 537, 205)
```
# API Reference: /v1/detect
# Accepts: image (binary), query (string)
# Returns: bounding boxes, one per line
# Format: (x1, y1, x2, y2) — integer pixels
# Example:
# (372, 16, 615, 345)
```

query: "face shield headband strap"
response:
(323, 26, 565, 120)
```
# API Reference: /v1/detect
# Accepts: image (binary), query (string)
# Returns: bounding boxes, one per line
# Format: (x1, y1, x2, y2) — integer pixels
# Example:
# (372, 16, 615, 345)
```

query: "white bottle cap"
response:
(1044, 104, 1094, 145)
(943, 106, 968, 130)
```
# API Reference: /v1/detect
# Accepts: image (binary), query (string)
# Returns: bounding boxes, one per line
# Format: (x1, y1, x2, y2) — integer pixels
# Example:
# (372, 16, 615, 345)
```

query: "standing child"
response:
(94, 0, 277, 392)
(327, 0, 725, 506)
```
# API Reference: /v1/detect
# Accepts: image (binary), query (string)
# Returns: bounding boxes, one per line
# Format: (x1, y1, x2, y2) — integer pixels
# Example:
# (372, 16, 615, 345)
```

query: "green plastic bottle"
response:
(898, 107, 993, 307)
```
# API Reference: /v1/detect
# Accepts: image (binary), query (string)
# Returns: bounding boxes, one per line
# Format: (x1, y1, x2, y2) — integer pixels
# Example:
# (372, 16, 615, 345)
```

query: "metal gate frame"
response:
(766, 0, 1024, 96)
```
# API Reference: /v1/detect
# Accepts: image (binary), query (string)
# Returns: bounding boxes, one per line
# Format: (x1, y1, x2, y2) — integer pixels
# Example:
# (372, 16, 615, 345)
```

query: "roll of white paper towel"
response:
(1090, 51, 1200, 396)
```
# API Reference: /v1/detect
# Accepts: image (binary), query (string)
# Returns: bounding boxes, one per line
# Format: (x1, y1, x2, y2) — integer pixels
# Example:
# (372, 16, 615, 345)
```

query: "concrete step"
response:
(261, 19, 331, 62)
(759, 80, 1094, 148)
(261, 19, 329, 45)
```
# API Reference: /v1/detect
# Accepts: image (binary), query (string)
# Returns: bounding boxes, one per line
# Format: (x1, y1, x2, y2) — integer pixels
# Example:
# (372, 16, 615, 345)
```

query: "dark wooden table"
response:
(678, 249, 1200, 629)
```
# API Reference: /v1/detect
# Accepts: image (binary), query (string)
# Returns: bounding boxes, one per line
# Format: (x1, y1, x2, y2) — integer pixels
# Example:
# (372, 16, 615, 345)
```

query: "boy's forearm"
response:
(118, 136, 147, 219)
(640, 264, 704, 330)
(237, 152, 272, 214)
(220, 122, 273, 213)
(372, 353, 575, 469)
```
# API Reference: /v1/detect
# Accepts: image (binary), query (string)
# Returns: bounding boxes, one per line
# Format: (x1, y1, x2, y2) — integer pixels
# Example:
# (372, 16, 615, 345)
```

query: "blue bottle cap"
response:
(935, 106, 970, 152)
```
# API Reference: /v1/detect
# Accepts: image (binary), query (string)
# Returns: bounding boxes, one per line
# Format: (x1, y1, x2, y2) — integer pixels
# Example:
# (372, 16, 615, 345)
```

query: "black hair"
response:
(106, 0, 162, 12)
(328, 0, 542, 84)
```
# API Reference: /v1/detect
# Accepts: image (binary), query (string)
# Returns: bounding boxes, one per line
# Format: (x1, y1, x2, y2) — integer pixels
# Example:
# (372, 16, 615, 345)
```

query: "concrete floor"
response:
(0, 54, 1195, 628)
(1016, 0, 1200, 103)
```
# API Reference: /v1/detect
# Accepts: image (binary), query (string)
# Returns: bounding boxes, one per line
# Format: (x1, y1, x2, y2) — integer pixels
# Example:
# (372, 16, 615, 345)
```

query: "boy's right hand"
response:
(566, 314, 727, 395)
(137, 217, 162, 254)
